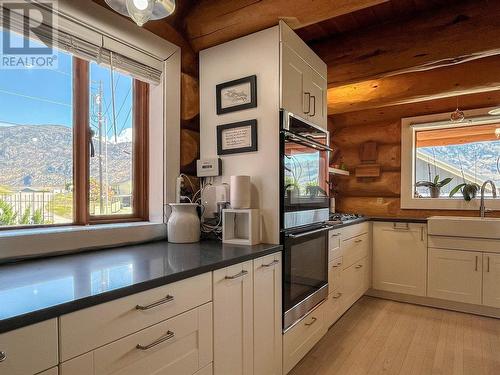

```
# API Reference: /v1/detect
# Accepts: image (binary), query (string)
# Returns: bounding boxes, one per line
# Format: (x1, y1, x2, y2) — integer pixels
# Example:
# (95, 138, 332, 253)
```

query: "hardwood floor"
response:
(289, 297, 500, 375)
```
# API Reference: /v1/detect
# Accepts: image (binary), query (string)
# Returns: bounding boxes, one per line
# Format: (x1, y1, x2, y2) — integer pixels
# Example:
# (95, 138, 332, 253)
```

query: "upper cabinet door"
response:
(305, 67, 328, 129)
(483, 253, 500, 308)
(281, 43, 310, 118)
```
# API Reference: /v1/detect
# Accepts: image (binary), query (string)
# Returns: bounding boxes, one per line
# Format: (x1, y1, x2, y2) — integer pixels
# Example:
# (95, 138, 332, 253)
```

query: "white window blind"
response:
(1, 3, 163, 84)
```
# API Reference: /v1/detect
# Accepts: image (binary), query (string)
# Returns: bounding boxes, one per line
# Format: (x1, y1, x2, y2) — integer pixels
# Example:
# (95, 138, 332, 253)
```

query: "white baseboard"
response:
(366, 289, 500, 319)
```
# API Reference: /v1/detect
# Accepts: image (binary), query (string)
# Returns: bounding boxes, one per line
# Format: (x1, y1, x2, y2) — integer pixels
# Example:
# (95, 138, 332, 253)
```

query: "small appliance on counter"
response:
(222, 175, 261, 245)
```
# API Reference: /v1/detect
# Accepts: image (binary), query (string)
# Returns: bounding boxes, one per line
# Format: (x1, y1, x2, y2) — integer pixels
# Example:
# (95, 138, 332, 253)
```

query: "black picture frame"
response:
(217, 120, 258, 155)
(216, 75, 257, 115)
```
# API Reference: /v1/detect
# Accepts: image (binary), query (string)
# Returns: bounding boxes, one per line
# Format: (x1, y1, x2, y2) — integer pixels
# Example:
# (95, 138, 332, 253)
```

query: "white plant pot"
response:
(167, 203, 201, 243)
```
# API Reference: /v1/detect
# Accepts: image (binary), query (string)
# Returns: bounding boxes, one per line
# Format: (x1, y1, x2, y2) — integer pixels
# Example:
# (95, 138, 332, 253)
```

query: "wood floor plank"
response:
(289, 297, 500, 375)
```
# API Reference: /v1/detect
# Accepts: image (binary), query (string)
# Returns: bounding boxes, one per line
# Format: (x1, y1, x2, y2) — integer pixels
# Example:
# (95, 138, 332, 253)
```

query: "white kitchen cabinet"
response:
(428, 248, 482, 305)
(283, 302, 327, 374)
(213, 261, 254, 375)
(328, 256, 343, 294)
(325, 288, 345, 328)
(372, 222, 427, 296)
(342, 257, 370, 310)
(0, 319, 58, 375)
(281, 43, 310, 118)
(306, 67, 327, 128)
(328, 230, 342, 261)
(280, 22, 327, 130)
(60, 272, 212, 361)
(253, 253, 282, 375)
(61, 303, 213, 375)
(483, 253, 500, 308)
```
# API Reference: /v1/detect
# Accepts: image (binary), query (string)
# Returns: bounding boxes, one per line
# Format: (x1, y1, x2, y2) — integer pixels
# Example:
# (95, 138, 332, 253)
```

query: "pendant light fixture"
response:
(104, 0, 176, 27)
(450, 96, 465, 122)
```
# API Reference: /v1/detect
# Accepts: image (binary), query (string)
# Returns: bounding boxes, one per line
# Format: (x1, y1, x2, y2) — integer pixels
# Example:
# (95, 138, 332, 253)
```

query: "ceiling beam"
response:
(328, 55, 500, 115)
(184, 0, 388, 52)
(310, 0, 500, 87)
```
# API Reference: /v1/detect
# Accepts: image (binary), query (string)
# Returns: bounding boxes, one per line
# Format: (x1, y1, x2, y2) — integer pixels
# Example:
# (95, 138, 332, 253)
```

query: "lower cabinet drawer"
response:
(328, 256, 343, 294)
(325, 289, 345, 328)
(61, 302, 213, 375)
(342, 233, 369, 269)
(343, 257, 369, 310)
(0, 319, 58, 375)
(283, 302, 327, 374)
(60, 272, 212, 361)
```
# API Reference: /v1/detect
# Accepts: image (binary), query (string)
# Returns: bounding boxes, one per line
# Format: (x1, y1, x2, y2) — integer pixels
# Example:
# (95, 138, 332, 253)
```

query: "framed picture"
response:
(217, 120, 258, 155)
(216, 75, 257, 115)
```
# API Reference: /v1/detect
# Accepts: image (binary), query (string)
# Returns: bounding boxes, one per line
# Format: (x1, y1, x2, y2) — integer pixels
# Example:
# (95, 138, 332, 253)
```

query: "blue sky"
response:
(0, 30, 133, 136)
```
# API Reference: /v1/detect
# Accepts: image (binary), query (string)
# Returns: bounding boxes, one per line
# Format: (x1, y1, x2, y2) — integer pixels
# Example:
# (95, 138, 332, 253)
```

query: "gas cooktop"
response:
(326, 213, 364, 225)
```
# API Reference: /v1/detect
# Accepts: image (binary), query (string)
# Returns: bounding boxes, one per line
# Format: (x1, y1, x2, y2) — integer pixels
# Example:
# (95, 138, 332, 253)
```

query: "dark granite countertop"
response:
(0, 240, 281, 334)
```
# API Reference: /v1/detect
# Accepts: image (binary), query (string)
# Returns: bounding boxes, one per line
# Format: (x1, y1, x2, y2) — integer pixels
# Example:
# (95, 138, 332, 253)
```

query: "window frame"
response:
(0, 56, 149, 230)
(401, 107, 500, 211)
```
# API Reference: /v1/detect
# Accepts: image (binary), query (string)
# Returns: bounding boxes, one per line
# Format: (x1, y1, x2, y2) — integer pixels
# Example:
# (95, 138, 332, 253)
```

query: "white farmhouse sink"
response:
(428, 216, 500, 239)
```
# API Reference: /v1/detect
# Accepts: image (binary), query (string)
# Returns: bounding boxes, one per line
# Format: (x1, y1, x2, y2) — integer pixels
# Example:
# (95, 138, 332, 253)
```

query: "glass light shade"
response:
(126, 0, 155, 26)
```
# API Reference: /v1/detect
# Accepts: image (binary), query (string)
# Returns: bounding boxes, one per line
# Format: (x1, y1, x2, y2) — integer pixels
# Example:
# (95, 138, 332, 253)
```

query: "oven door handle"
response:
(282, 130, 333, 152)
(286, 226, 330, 239)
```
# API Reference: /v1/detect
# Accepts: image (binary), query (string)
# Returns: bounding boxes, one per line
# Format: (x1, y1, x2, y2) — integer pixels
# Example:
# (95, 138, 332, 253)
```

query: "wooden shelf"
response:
(329, 167, 350, 176)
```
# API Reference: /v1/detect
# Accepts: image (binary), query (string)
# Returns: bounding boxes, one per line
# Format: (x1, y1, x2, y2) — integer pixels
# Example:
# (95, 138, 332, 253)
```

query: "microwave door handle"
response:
(283, 131, 333, 152)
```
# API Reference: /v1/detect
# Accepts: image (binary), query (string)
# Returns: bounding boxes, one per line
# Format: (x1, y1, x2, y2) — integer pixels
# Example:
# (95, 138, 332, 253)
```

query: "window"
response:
(401, 108, 500, 210)
(0, 28, 149, 229)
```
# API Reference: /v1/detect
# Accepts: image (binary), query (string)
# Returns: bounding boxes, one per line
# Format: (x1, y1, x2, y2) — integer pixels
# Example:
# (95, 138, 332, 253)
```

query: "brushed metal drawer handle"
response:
(487, 256, 490, 273)
(136, 295, 174, 311)
(225, 270, 249, 280)
(332, 292, 342, 299)
(0, 351, 6, 362)
(136, 330, 175, 350)
(354, 239, 363, 243)
(355, 264, 363, 269)
(261, 260, 280, 268)
(332, 262, 342, 268)
(305, 317, 317, 326)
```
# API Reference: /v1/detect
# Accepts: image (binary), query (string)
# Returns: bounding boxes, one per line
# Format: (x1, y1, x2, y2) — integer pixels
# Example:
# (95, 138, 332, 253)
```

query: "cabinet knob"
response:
(0, 351, 6, 362)
(355, 264, 363, 269)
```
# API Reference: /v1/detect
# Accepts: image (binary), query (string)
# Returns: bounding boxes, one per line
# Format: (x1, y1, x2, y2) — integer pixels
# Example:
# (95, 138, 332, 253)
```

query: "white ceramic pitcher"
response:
(167, 203, 201, 243)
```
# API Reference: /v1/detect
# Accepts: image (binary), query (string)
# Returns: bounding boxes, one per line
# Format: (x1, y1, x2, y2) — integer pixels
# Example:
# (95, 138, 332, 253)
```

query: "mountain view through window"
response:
(0, 29, 135, 227)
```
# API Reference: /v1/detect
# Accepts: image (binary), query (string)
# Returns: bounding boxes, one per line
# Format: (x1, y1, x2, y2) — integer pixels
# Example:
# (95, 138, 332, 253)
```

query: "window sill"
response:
(0, 222, 167, 263)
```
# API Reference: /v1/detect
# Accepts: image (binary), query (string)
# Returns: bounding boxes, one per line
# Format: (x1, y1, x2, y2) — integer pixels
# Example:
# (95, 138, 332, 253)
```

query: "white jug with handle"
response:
(167, 203, 201, 243)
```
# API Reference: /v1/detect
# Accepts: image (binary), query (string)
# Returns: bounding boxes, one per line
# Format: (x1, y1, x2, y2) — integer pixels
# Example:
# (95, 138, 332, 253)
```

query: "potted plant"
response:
(415, 175, 453, 198)
(449, 182, 481, 201)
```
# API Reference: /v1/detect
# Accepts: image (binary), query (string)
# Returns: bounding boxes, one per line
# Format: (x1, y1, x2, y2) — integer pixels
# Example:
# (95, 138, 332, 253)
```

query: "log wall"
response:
(330, 91, 500, 218)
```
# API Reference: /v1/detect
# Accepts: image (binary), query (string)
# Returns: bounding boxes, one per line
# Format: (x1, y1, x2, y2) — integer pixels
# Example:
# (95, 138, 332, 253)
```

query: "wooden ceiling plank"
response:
(331, 91, 500, 128)
(328, 55, 500, 114)
(311, 0, 500, 86)
(185, 0, 389, 51)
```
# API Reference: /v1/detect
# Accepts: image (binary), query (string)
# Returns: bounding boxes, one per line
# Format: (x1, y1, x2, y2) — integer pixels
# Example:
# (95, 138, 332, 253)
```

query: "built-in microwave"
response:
(280, 110, 331, 230)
